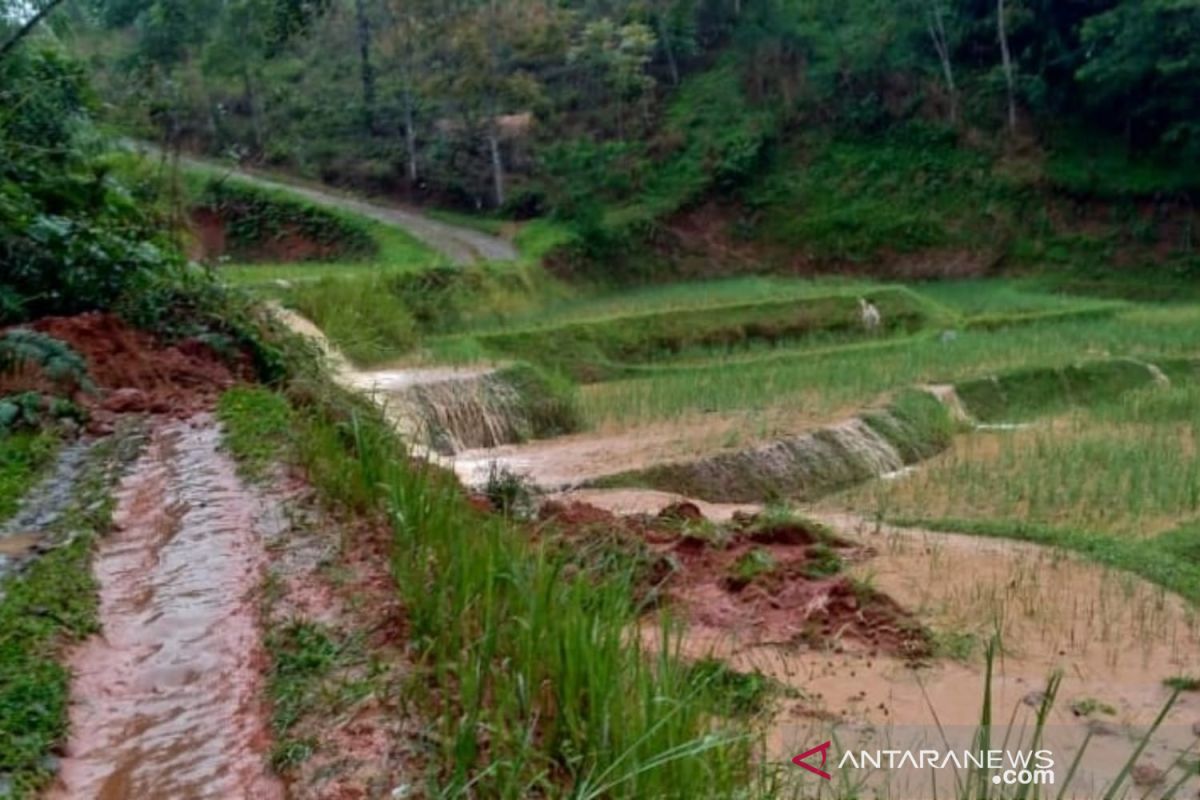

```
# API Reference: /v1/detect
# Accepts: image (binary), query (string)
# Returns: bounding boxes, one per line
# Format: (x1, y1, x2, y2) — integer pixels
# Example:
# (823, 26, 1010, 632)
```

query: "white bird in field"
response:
(859, 297, 881, 332)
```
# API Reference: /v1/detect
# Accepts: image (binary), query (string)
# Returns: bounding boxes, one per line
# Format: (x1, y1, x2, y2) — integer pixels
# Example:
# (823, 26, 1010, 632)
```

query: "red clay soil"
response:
(188, 209, 343, 263)
(537, 501, 930, 659)
(264, 472, 416, 800)
(13, 312, 242, 427)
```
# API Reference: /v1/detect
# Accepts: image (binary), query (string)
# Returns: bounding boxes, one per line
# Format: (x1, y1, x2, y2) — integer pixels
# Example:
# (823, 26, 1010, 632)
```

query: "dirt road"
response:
(129, 142, 517, 266)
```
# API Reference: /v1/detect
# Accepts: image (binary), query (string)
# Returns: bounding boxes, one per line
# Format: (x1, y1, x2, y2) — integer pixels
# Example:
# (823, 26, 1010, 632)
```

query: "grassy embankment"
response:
(0, 428, 142, 798)
(215, 368, 774, 797)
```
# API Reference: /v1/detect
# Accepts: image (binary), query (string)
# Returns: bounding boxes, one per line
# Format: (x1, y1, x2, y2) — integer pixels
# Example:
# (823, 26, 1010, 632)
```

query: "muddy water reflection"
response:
(51, 418, 282, 800)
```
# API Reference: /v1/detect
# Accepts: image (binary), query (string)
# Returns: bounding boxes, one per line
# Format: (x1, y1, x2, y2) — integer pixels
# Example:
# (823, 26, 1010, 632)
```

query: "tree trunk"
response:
(926, 1, 957, 125)
(484, 0, 505, 207)
(242, 69, 264, 153)
(403, 85, 418, 183)
(656, 13, 680, 86)
(0, 0, 66, 62)
(996, 0, 1017, 134)
(487, 126, 505, 208)
(354, 0, 377, 134)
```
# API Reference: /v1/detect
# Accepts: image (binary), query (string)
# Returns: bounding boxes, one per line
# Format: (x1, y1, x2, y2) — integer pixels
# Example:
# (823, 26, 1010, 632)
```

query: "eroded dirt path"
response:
(51, 417, 282, 800)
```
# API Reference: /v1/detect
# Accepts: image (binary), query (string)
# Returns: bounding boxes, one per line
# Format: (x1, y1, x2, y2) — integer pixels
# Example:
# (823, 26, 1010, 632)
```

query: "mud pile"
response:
(14, 312, 239, 426)
(537, 500, 930, 657)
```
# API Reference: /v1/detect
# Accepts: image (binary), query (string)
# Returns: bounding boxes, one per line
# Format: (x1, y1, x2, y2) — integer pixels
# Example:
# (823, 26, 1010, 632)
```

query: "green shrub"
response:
(195, 179, 377, 262)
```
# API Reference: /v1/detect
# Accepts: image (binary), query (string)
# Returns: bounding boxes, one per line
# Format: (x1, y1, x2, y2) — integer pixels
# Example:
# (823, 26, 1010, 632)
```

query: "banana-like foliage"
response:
(0, 329, 94, 393)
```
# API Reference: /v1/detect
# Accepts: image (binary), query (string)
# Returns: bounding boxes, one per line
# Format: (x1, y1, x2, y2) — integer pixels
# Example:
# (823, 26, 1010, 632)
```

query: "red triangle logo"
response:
(792, 740, 833, 780)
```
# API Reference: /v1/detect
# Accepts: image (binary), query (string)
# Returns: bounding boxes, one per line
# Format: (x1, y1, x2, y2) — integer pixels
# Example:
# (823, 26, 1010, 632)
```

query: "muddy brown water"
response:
(0, 441, 91, 585)
(51, 417, 282, 800)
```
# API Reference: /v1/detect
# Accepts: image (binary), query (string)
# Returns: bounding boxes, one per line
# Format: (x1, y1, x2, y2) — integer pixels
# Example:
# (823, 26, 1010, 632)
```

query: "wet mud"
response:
(0, 440, 91, 582)
(537, 500, 929, 658)
(50, 417, 281, 800)
(16, 312, 240, 429)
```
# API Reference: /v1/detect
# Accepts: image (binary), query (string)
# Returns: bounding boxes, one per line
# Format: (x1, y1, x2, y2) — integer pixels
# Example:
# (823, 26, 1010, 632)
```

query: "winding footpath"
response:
(128, 142, 517, 265)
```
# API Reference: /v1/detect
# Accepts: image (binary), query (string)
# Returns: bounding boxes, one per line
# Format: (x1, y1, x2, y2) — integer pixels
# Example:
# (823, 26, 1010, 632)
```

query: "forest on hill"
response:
(28, 0, 1196, 286)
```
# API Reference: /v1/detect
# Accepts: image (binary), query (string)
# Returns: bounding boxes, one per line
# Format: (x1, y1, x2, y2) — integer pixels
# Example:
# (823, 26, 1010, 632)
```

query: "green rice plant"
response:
(258, 379, 762, 797)
(580, 305, 1200, 430)
(456, 287, 943, 380)
(853, 381, 1200, 542)
(286, 274, 418, 366)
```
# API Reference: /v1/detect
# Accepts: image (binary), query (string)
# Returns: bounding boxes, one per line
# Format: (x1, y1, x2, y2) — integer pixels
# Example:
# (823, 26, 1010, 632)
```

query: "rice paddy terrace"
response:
(273, 255, 1200, 795)
(7, 175, 1200, 799)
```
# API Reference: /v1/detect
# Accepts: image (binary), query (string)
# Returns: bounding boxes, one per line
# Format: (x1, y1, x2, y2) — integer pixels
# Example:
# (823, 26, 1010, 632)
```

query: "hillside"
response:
(4, 1, 1200, 799)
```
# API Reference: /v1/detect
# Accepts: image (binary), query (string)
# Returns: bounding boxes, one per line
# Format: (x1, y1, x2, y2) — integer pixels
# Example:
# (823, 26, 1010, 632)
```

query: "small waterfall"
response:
(360, 369, 534, 454)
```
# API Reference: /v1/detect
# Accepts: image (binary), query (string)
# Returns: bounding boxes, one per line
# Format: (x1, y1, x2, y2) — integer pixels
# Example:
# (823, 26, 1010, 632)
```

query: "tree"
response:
(354, 0, 377, 133)
(0, 0, 68, 62)
(923, 0, 958, 125)
(568, 18, 657, 140)
(1077, 0, 1200, 155)
(996, 0, 1017, 134)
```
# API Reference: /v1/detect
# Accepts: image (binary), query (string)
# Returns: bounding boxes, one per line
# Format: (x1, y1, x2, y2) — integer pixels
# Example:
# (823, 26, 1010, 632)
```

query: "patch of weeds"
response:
(0, 426, 139, 798)
(0, 432, 57, 524)
(726, 547, 777, 589)
(483, 462, 536, 519)
(930, 628, 979, 662)
(686, 658, 777, 716)
(1162, 676, 1200, 692)
(270, 737, 316, 772)
(803, 542, 845, 578)
(1070, 697, 1118, 717)
(216, 388, 294, 480)
(557, 529, 675, 609)
(266, 619, 357, 770)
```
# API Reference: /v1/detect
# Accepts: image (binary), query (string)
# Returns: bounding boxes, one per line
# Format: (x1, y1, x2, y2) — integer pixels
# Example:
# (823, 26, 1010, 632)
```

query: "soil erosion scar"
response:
(50, 418, 282, 800)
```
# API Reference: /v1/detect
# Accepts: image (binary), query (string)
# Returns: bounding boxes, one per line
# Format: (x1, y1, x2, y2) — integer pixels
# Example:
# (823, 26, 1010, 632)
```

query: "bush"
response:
(195, 179, 377, 262)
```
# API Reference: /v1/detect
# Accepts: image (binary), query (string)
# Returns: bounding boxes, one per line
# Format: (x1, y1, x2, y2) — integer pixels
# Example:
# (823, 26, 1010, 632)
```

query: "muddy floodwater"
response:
(51, 417, 282, 800)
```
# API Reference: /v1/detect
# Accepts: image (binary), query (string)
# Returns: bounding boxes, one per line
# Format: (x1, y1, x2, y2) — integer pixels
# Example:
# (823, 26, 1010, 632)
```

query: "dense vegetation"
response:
(39, 0, 1196, 286)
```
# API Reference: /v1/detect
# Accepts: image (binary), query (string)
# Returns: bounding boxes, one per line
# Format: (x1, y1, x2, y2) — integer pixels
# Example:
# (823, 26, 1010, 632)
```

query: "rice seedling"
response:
(236, 377, 765, 798)
(579, 305, 1200, 429)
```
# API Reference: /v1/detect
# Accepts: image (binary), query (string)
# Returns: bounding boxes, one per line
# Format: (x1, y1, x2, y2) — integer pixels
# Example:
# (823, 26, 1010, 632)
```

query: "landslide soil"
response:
(5, 312, 243, 426)
(536, 500, 930, 659)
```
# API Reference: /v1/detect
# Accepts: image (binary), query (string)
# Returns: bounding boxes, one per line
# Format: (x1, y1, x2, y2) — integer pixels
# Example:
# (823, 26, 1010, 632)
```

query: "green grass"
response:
(0, 429, 137, 798)
(851, 381, 1200, 540)
(0, 432, 56, 524)
(286, 274, 419, 366)
(216, 388, 294, 480)
(446, 286, 943, 380)
(265, 620, 366, 771)
(226, 364, 765, 797)
(579, 305, 1200, 428)
(1162, 675, 1200, 692)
